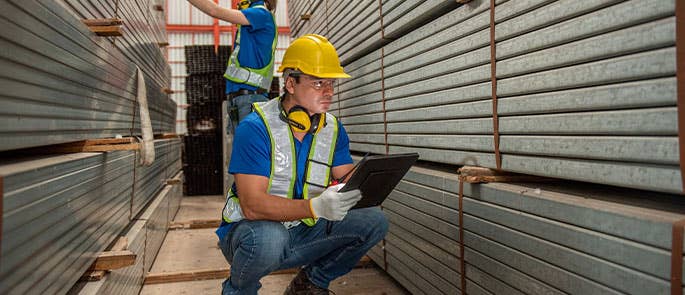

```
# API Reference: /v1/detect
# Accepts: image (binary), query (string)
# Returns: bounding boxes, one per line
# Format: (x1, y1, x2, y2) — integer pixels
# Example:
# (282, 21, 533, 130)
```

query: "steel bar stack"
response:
(182, 45, 229, 195)
(287, 0, 685, 294)
(0, 1, 183, 294)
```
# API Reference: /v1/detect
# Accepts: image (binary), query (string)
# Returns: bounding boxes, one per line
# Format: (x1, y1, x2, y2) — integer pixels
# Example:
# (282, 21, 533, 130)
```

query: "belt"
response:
(228, 88, 267, 99)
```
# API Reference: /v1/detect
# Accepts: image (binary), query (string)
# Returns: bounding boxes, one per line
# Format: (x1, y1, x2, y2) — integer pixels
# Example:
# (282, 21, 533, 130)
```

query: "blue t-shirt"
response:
(216, 112, 354, 239)
(226, 1, 275, 94)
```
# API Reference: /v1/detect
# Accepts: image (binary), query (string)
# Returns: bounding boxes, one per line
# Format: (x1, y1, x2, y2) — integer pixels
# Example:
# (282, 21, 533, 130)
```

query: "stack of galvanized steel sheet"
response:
(287, 0, 685, 294)
(1, 0, 183, 294)
(0, 0, 176, 152)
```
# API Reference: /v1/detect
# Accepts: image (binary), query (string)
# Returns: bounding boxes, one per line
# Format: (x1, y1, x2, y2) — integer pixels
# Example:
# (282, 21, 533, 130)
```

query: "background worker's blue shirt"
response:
(226, 1, 276, 94)
(216, 112, 354, 240)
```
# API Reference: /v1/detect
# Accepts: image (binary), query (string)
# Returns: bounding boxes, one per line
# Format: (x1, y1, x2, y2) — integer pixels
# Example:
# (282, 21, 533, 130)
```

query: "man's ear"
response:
(285, 77, 296, 94)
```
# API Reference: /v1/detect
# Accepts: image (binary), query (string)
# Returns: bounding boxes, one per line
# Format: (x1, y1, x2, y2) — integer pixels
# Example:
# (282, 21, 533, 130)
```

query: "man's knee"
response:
(348, 207, 388, 243)
(232, 221, 290, 261)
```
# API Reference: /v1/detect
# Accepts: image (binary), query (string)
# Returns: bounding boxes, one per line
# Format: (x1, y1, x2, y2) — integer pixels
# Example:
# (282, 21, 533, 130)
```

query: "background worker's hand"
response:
(309, 184, 362, 221)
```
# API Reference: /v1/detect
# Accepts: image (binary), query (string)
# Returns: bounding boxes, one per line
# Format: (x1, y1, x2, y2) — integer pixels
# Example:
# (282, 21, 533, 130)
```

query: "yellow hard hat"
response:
(278, 34, 351, 79)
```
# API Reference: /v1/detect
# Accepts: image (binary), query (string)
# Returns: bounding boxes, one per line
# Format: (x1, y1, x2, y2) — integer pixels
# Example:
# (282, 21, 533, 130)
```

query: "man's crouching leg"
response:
(285, 207, 388, 292)
(219, 220, 290, 295)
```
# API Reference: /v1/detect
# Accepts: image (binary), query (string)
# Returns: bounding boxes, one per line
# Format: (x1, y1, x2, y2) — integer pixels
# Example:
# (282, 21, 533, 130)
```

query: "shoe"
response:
(283, 269, 330, 295)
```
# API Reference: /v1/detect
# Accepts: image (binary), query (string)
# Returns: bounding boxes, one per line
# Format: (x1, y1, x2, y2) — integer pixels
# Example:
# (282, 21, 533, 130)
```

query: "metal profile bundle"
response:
(288, 0, 683, 194)
(370, 164, 685, 294)
(69, 220, 147, 295)
(0, 1, 176, 152)
(183, 45, 227, 196)
(0, 151, 135, 294)
(183, 133, 223, 165)
(184, 45, 230, 75)
(131, 139, 183, 219)
(70, 171, 184, 295)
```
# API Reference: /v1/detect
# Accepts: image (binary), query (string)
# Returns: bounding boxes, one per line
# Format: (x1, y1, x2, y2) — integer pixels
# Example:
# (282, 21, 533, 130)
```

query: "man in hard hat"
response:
(187, 0, 277, 129)
(216, 34, 388, 295)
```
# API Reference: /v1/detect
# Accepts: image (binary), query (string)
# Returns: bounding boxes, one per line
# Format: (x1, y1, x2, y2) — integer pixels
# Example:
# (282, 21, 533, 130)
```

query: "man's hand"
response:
(309, 184, 362, 221)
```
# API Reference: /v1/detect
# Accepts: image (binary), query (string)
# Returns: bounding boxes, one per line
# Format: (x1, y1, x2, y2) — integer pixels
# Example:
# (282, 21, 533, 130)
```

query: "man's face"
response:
(289, 74, 336, 115)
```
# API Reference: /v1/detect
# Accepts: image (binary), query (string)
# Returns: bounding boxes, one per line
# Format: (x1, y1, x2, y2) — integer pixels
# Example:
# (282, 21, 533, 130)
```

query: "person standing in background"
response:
(187, 0, 277, 131)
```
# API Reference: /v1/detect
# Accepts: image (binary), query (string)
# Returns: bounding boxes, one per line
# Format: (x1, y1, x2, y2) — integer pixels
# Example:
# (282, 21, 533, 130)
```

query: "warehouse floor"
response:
(140, 196, 408, 295)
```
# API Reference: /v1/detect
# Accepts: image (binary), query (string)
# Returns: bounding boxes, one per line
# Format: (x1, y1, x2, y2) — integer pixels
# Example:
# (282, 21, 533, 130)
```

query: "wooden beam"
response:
(169, 219, 221, 230)
(82, 18, 123, 26)
(87, 25, 123, 37)
(162, 87, 175, 94)
(153, 4, 164, 11)
(158, 41, 170, 47)
(300, 14, 311, 21)
(457, 166, 553, 183)
(40, 138, 140, 153)
(144, 256, 371, 285)
(88, 250, 137, 271)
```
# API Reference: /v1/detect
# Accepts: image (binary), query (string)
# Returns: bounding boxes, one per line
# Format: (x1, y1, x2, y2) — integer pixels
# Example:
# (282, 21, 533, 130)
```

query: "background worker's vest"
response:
(221, 98, 339, 227)
(223, 5, 277, 90)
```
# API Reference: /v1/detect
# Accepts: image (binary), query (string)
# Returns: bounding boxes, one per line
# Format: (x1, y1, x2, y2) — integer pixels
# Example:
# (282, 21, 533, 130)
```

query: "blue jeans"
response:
(227, 93, 269, 134)
(218, 207, 388, 295)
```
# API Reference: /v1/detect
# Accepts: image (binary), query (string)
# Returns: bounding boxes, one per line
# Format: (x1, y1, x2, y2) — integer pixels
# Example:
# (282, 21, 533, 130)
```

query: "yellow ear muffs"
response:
(279, 105, 327, 134)
(309, 113, 326, 134)
(286, 106, 311, 133)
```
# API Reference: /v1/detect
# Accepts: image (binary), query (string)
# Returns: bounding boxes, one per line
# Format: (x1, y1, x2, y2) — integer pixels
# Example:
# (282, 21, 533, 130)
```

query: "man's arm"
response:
(332, 164, 354, 183)
(234, 173, 313, 221)
(187, 0, 249, 25)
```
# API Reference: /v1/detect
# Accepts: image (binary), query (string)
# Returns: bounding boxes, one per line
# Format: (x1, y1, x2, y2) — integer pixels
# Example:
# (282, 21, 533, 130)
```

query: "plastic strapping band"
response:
(676, 0, 685, 192)
(458, 179, 466, 293)
(490, 0, 501, 170)
(378, 0, 388, 271)
(672, 218, 685, 295)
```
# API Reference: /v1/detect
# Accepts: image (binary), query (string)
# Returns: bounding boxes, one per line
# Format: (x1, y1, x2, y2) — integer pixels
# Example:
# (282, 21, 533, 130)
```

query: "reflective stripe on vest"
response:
(221, 98, 339, 226)
(223, 5, 277, 90)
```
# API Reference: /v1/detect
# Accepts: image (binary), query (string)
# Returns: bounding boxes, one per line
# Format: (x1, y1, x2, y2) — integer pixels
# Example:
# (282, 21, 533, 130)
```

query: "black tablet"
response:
(339, 153, 419, 209)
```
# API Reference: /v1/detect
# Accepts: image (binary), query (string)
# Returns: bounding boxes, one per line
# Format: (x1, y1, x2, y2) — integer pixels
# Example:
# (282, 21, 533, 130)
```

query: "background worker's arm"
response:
(234, 173, 313, 221)
(186, 0, 249, 25)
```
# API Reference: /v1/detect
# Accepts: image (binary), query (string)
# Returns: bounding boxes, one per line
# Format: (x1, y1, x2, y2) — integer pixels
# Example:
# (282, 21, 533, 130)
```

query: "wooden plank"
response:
(82, 138, 136, 146)
(81, 18, 123, 26)
(169, 219, 221, 230)
(88, 25, 123, 37)
(88, 250, 137, 271)
(144, 256, 372, 285)
(457, 166, 553, 183)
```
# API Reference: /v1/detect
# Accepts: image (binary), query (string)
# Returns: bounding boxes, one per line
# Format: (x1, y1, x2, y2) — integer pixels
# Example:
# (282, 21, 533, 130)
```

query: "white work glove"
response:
(309, 183, 362, 221)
